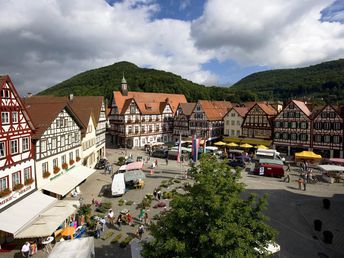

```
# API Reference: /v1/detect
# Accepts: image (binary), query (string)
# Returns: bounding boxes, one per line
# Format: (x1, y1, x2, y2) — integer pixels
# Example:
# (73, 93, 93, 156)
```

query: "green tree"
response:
(142, 155, 277, 258)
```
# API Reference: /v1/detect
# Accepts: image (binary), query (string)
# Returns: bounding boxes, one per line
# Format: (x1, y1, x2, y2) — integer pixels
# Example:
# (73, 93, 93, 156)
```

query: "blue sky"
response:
(1, 0, 344, 93)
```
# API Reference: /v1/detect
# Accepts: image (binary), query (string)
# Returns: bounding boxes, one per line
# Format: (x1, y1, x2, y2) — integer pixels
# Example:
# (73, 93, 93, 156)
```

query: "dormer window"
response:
(130, 105, 136, 113)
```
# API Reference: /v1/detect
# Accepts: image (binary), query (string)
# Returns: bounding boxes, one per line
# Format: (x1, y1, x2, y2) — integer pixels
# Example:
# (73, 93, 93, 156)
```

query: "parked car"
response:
(228, 159, 245, 168)
(151, 149, 168, 158)
(95, 158, 108, 169)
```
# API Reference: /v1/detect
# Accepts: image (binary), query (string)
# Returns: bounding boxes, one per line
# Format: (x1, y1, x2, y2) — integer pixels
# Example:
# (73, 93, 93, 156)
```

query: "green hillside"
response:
(230, 59, 344, 102)
(38, 61, 234, 102)
(39, 59, 344, 103)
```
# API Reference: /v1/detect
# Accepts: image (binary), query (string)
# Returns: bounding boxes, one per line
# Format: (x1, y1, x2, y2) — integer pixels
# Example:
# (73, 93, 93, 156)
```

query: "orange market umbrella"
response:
(61, 226, 75, 240)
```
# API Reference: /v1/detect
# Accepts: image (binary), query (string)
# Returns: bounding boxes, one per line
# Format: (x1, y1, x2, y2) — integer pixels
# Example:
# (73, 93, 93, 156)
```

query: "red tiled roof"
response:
(292, 100, 311, 117)
(232, 106, 249, 117)
(199, 100, 232, 121)
(113, 91, 187, 115)
(256, 102, 277, 116)
(179, 103, 196, 116)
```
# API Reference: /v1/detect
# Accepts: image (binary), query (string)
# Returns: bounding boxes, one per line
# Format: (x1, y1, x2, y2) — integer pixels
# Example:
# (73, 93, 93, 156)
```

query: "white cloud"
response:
(0, 0, 214, 94)
(191, 0, 344, 68)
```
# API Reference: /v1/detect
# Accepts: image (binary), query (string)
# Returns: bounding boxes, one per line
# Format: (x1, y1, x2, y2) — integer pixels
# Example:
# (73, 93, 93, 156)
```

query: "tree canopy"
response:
(142, 155, 277, 258)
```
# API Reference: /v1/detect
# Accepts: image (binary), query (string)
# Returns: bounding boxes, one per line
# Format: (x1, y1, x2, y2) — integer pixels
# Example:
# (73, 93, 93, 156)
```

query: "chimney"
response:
(27, 92, 32, 98)
(69, 94, 73, 101)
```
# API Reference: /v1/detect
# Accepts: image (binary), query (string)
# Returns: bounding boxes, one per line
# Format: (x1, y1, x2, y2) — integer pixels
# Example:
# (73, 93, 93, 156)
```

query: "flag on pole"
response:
(203, 138, 207, 153)
(177, 133, 182, 163)
(192, 135, 200, 162)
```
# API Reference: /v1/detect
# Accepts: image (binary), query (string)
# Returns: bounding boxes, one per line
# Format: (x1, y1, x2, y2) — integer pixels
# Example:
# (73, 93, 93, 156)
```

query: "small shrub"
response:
(24, 178, 34, 185)
(62, 163, 68, 170)
(118, 199, 125, 206)
(173, 179, 181, 183)
(126, 200, 134, 205)
(43, 171, 51, 178)
(111, 234, 122, 244)
(117, 157, 126, 166)
(53, 166, 60, 174)
(76, 156, 81, 162)
(96, 202, 112, 214)
(0, 188, 12, 198)
(13, 183, 24, 191)
(119, 235, 134, 248)
(69, 159, 75, 166)
(101, 231, 114, 241)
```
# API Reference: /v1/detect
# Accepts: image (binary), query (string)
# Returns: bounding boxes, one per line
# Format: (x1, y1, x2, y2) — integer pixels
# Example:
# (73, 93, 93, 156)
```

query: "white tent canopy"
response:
(0, 191, 56, 236)
(42, 166, 95, 196)
(48, 237, 95, 258)
(15, 200, 79, 239)
(318, 164, 344, 172)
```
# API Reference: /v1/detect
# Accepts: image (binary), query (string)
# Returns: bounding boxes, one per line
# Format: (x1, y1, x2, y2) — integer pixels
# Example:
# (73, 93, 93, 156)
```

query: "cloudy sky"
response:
(1, 0, 344, 95)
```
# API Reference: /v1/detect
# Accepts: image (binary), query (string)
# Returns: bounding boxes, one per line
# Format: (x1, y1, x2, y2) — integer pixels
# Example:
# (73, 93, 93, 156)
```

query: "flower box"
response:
(43, 171, 51, 178)
(13, 183, 24, 191)
(0, 188, 12, 198)
(24, 178, 34, 185)
(69, 160, 75, 166)
(62, 163, 68, 170)
(76, 156, 81, 162)
(53, 166, 60, 174)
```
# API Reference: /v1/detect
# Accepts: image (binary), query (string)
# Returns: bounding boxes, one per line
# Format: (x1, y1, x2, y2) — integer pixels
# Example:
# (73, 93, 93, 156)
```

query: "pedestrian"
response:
(138, 208, 145, 221)
(303, 173, 307, 191)
(95, 221, 102, 238)
(137, 224, 145, 239)
(153, 189, 157, 200)
(21, 242, 30, 258)
(283, 171, 290, 183)
(100, 217, 106, 231)
(127, 213, 133, 226)
(286, 163, 291, 172)
(144, 212, 149, 225)
(107, 209, 114, 225)
(155, 159, 158, 167)
(165, 158, 168, 165)
(298, 177, 303, 190)
(157, 190, 161, 200)
(116, 214, 123, 229)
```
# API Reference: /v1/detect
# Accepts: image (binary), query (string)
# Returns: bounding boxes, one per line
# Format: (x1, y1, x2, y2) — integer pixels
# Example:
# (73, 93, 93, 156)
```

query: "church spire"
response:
(120, 72, 128, 96)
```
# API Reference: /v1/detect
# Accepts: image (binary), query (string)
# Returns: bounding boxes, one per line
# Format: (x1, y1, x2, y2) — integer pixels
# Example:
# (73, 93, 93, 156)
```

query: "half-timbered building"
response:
(242, 102, 277, 141)
(312, 104, 343, 158)
(273, 100, 312, 155)
(23, 97, 84, 192)
(0, 75, 36, 210)
(108, 77, 187, 148)
(173, 103, 196, 141)
(189, 100, 232, 142)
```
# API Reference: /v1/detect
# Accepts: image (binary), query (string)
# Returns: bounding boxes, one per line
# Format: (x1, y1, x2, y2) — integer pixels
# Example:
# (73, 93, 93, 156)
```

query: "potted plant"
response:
(43, 171, 51, 178)
(69, 159, 75, 166)
(62, 163, 68, 170)
(24, 178, 34, 185)
(76, 156, 81, 162)
(13, 183, 24, 191)
(0, 188, 12, 198)
(53, 166, 60, 174)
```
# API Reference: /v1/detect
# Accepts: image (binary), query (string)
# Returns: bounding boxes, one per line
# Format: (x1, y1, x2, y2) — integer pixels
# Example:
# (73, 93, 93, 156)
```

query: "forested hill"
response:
(230, 59, 344, 102)
(39, 59, 344, 103)
(38, 61, 234, 102)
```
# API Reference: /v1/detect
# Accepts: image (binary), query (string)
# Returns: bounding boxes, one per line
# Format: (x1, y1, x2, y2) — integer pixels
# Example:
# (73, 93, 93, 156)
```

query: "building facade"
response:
(173, 103, 196, 141)
(273, 100, 312, 155)
(312, 104, 343, 158)
(223, 106, 249, 137)
(0, 75, 36, 210)
(189, 100, 232, 141)
(242, 102, 277, 140)
(108, 77, 187, 148)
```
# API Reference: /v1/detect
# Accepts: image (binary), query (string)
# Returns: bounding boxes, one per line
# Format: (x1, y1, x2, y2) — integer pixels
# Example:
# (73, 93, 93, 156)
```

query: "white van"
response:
(256, 149, 285, 161)
(111, 173, 125, 197)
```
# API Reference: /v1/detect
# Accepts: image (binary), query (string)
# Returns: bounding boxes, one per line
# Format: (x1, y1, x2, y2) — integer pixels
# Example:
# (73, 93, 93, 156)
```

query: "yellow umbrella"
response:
(61, 226, 75, 240)
(295, 151, 322, 159)
(214, 141, 227, 146)
(256, 145, 268, 149)
(240, 143, 253, 148)
(227, 142, 238, 147)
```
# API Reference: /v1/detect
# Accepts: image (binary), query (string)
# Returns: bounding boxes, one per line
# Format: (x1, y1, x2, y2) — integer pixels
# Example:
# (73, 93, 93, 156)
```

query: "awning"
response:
(48, 237, 95, 258)
(42, 166, 95, 196)
(318, 165, 344, 172)
(224, 137, 272, 146)
(124, 170, 146, 183)
(295, 151, 322, 159)
(0, 191, 57, 235)
(15, 200, 79, 239)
